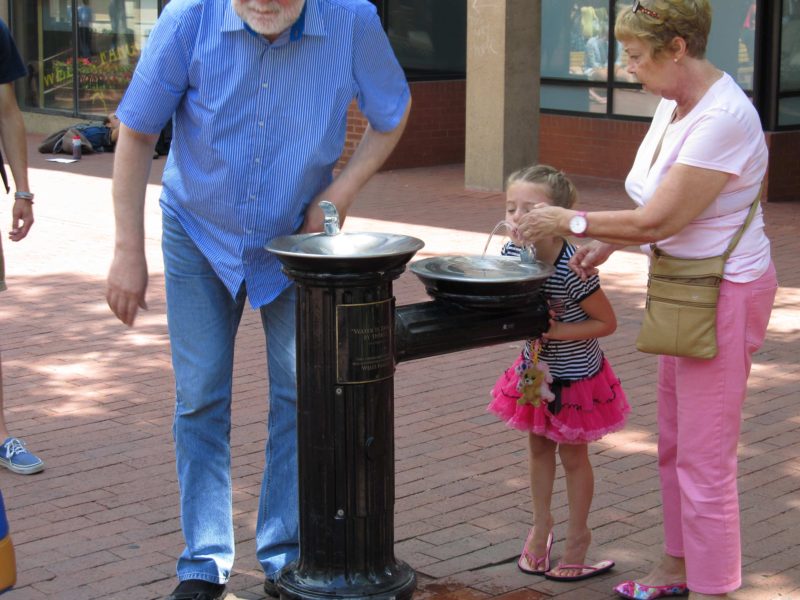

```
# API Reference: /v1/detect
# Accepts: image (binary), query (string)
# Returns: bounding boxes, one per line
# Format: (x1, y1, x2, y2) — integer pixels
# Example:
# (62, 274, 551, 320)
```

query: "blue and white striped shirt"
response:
(503, 241, 604, 381)
(117, 0, 410, 307)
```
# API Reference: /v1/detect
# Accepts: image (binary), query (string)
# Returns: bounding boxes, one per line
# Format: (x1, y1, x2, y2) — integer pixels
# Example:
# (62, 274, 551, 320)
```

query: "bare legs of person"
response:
(634, 555, 730, 598)
(546, 442, 594, 579)
(520, 433, 556, 571)
(635, 554, 686, 589)
(522, 434, 599, 579)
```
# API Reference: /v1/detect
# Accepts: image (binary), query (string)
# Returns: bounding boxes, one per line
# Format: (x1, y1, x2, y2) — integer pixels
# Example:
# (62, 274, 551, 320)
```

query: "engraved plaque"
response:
(336, 299, 395, 384)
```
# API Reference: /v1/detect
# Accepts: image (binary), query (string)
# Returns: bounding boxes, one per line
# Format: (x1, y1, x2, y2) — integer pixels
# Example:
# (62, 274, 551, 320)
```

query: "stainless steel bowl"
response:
(410, 255, 554, 308)
(267, 232, 425, 273)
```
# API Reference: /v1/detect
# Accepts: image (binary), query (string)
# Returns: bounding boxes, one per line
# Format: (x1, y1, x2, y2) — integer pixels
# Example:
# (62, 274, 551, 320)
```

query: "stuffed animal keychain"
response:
(515, 338, 554, 408)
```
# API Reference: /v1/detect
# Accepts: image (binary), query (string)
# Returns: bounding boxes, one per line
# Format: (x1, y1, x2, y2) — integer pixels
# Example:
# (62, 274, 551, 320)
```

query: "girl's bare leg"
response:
(548, 442, 593, 578)
(523, 433, 557, 562)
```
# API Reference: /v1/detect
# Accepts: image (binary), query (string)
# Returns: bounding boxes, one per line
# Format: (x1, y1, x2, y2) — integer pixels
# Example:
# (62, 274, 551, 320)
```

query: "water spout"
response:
(519, 245, 537, 264)
(319, 200, 340, 236)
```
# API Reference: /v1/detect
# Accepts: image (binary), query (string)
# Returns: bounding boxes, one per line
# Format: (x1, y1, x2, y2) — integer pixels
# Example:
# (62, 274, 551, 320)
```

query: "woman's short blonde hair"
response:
(506, 164, 578, 210)
(615, 0, 712, 59)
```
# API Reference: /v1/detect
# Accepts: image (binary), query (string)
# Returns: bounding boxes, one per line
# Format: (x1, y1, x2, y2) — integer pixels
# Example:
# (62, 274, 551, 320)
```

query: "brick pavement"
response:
(0, 137, 798, 599)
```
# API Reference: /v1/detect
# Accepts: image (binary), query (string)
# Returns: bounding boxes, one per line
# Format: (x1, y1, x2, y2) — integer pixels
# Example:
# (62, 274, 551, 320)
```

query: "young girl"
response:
(488, 164, 629, 582)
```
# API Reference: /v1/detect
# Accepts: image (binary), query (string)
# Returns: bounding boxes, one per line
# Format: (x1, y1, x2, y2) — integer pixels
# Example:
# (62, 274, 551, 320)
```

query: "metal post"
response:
(277, 265, 415, 600)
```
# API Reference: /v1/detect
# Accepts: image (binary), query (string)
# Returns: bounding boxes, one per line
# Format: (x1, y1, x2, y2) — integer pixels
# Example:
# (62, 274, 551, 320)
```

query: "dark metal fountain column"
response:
(271, 237, 421, 600)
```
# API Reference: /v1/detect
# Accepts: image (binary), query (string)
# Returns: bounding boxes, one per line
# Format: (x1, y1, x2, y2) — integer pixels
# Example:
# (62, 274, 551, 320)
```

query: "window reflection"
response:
(386, 0, 465, 78)
(781, 0, 800, 93)
(12, 0, 158, 116)
(705, 0, 754, 89)
(542, 0, 759, 117)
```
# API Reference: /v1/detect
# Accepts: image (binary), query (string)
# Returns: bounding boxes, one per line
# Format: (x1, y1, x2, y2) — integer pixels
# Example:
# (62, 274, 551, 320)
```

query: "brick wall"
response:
(764, 130, 800, 202)
(338, 79, 466, 171)
(539, 114, 647, 181)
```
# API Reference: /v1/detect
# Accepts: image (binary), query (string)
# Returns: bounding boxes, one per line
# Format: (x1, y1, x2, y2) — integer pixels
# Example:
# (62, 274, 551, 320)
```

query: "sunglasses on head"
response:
(632, 0, 660, 19)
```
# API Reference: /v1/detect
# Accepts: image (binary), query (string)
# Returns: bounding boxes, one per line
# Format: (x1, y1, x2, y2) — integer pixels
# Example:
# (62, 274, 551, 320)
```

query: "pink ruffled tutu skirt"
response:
(488, 355, 629, 444)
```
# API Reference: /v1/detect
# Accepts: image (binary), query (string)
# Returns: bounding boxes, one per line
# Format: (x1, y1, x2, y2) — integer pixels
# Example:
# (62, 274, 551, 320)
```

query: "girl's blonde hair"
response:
(506, 164, 578, 209)
(615, 0, 712, 59)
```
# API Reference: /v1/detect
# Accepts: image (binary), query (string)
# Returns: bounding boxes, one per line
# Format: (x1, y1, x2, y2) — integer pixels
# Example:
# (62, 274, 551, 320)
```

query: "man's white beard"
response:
(232, 0, 304, 36)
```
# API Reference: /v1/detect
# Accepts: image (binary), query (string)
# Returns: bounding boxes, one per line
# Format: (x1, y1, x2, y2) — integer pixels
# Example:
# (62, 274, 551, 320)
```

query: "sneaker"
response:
(166, 580, 226, 600)
(0, 437, 44, 475)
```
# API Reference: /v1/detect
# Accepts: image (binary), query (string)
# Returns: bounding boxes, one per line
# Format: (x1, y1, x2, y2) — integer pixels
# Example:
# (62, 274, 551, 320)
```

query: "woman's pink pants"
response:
(657, 262, 777, 595)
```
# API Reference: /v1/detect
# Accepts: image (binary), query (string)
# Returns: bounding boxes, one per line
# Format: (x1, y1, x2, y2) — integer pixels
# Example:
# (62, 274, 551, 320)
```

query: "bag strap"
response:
(651, 182, 763, 258)
(649, 108, 676, 173)
(721, 182, 762, 259)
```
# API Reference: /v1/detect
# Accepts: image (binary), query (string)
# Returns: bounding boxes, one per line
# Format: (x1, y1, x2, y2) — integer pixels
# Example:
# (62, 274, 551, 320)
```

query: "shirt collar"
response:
(222, 0, 326, 41)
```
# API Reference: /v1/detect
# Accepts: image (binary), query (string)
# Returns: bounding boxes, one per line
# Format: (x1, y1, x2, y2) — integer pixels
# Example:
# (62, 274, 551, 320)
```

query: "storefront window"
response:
(541, 0, 758, 118)
(542, 1, 608, 81)
(780, 0, 800, 125)
(385, 0, 465, 79)
(781, 0, 800, 92)
(12, 0, 159, 117)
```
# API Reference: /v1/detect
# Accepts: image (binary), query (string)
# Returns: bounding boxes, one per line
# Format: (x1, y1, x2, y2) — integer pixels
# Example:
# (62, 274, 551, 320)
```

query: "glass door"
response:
(12, 0, 160, 117)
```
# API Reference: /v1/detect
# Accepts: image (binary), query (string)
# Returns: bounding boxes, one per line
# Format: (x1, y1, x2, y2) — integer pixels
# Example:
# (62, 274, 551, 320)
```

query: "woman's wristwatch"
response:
(568, 210, 588, 238)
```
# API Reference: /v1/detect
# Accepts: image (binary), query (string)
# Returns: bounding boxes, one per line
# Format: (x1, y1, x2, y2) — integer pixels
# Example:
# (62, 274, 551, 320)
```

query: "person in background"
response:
(740, 2, 756, 64)
(584, 22, 610, 79)
(515, 2, 776, 599)
(584, 22, 610, 105)
(108, 0, 126, 33)
(37, 110, 121, 155)
(488, 165, 627, 584)
(77, 0, 94, 57)
(80, 111, 121, 152)
(104, 1, 410, 599)
(0, 18, 44, 476)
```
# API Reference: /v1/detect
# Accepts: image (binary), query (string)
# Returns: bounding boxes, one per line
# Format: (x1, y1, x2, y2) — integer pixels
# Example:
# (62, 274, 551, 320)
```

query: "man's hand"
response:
(8, 198, 33, 241)
(296, 99, 411, 235)
(106, 249, 148, 326)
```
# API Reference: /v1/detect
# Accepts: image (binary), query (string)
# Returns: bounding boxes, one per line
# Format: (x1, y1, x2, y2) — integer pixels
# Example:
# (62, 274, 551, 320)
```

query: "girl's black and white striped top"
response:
(503, 241, 605, 381)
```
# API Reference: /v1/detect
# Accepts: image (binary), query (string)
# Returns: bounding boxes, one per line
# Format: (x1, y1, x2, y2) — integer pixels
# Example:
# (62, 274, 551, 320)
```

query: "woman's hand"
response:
(568, 240, 618, 281)
(516, 205, 568, 244)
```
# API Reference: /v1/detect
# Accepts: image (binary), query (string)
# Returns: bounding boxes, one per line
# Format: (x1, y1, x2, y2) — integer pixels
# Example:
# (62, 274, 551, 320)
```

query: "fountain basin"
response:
(410, 255, 554, 309)
(267, 232, 425, 274)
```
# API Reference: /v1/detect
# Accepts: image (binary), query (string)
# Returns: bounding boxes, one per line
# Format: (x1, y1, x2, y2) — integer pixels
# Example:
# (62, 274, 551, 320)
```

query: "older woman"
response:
(516, 2, 777, 599)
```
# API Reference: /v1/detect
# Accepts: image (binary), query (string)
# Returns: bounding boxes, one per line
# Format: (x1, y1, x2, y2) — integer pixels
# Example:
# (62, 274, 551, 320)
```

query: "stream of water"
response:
(481, 220, 535, 263)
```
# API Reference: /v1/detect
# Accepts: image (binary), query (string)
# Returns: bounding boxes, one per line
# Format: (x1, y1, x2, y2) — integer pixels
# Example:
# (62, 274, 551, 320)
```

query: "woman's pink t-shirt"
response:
(625, 72, 771, 282)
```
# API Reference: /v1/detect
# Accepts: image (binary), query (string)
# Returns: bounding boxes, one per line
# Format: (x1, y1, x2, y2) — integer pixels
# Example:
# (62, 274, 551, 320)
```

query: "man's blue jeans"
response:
(162, 214, 299, 584)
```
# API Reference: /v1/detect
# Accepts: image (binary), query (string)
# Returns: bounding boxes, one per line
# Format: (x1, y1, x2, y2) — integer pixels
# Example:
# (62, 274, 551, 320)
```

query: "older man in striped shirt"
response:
(105, 0, 410, 598)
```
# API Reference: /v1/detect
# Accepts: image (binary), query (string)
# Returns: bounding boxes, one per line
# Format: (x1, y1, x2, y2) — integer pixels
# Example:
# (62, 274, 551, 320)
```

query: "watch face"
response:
(569, 214, 588, 235)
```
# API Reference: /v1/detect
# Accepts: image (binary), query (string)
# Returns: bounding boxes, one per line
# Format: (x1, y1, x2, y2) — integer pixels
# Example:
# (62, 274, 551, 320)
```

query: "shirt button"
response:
(254, 157, 261, 164)
(262, 82, 268, 89)
(258, 121, 264, 127)
(243, 259, 249, 265)
(246, 228, 253, 234)
(249, 194, 256, 201)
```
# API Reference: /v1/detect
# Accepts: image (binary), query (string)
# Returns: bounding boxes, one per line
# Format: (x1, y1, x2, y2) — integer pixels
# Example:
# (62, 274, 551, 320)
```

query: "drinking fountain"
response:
(265, 203, 552, 600)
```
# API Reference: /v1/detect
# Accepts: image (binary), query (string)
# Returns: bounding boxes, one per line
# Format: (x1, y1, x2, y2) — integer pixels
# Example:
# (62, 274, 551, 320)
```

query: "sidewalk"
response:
(0, 136, 798, 600)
